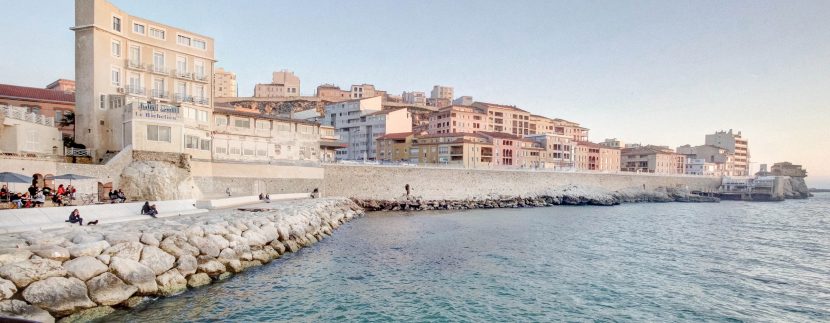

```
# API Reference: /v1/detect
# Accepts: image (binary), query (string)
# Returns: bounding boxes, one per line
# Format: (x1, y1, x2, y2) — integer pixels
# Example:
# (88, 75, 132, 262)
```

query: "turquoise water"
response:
(107, 194, 830, 322)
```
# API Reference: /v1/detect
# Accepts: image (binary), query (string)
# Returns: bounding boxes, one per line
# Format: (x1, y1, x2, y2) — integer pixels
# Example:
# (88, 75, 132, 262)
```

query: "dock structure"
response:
(717, 176, 782, 201)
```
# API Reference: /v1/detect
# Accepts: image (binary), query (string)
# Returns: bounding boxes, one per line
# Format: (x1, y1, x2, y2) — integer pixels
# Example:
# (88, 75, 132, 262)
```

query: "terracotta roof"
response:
(0, 83, 74, 103)
(212, 107, 320, 126)
(476, 131, 524, 140)
(377, 132, 414, 140)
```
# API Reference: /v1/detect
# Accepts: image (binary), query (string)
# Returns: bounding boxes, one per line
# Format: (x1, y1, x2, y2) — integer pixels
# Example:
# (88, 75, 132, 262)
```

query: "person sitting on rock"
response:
(259, 193, 265, 200)
(264, 194, 271, 203)
(66, 209, 83, 226)
(108, 189, 117, 203)
(141, 201, 158, 218)
(311, 188, 320, 199)
(116, 189, 126, 203)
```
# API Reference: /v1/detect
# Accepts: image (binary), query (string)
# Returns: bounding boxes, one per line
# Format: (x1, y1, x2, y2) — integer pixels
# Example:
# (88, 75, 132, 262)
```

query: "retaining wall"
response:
(192, 160, 323, 198)
(323, 164, 723, 200)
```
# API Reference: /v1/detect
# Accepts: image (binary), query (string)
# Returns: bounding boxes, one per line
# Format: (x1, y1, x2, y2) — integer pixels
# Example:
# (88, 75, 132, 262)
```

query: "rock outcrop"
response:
(119, 160, 202, 201)
(0, 198, 361, 321)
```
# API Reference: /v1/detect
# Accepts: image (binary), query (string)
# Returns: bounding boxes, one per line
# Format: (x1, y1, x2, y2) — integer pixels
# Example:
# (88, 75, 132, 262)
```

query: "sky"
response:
(1, 0, 829, 187)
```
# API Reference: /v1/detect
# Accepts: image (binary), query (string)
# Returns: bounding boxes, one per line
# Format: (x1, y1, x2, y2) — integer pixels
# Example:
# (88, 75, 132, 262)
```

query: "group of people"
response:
(67, 201, 159, 226)
(107, 189, 127, 203)
(1, 183, 76, 208)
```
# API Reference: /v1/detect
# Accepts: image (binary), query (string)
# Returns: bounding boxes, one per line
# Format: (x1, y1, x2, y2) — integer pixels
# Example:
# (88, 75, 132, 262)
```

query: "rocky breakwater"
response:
(0, 197, 362, 322)
(354, 185, 719, 212)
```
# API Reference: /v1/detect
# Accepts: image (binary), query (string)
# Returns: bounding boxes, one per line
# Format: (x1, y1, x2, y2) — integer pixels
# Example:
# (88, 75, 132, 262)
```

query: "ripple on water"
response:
(103, 194, 830, 322)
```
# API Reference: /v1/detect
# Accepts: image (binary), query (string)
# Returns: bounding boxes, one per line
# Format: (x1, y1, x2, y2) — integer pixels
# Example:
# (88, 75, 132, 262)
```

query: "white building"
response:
(430, 85, 453, 100)
(401, 91, 426, 105)
(705, 129, 749, 176)
(452, 96, 473, 106)
(322, 96, 412, 160)
(685, 158, 718, 176)
(0, 106, 62, 155)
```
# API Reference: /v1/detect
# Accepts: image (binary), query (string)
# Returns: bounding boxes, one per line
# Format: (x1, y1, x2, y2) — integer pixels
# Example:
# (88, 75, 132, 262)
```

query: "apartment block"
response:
(621, 145, 686, 174)
(430, 85, 454, 100)
(72, 0, 216, 159)
(401, 91, 426, 105)
(0, 106, 63, 155)
(525, 133, 575, 170)
(427, 105, 486, 134)
(211, 106, 322, 163)
(452, 96, 473, 106)
(478, 131, 523, 166)
(472, 102, 532, 136)
(316, 84, 350, 102)
(574, 141, 621, 172)
(213, 67, 237, 98)
(676, 144, 735, 176)
(705, 129, 750, 176)
(322, 96, 411, 160)
(350, 84, 378, 99)
(409, 132, 493, 168)
(254, 70, 300, 98)
(376, 132, 415, 162)
(599, 138, 624, 148)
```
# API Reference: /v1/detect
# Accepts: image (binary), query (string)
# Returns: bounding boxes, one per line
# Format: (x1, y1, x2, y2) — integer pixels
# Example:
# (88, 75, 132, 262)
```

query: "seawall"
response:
(0, 198, 362, 322)
(322, 164, 722, 200)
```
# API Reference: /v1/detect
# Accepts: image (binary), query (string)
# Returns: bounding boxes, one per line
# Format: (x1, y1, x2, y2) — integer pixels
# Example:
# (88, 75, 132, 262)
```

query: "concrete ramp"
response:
(0, 199, 207, 233)
(196, 193, 310, 210)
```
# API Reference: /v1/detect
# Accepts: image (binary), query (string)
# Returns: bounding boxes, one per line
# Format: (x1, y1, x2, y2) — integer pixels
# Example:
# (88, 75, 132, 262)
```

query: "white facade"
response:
(0, 106, 62, 155)
(322, 96, 412, 160)
(685, 158, 718, 175)
(211, 109, 321, 164)
(430, 85, 454, 100)
(452, 96, 473, 106)
(402, 91, 426, 105)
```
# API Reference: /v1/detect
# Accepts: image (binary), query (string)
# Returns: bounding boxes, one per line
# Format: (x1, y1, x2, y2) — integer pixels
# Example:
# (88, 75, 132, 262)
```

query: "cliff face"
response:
(119, 161, 202, 201)
(785, 177, 812, 199)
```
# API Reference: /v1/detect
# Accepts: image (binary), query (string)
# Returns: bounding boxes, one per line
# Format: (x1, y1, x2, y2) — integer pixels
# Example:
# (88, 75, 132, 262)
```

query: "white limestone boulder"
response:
(101, 241, 144, 262)
(68, 240, 110, 258)
(109, 257, 158, 294)
(139, 246, 176, 275)
(21, 277, 96, 316)
(156, 269, 187, 297)
(63, 256, 108, 281)
(86, 272, 138, 306)
(0, 299, 55, 323)
(0, 259, 66, 288)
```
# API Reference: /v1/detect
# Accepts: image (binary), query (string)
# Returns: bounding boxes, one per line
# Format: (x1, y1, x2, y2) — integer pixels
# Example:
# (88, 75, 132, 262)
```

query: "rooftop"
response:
(0, 83, 75, 103)
(377, 132, 414, 140)
(212, 107, 320, 126)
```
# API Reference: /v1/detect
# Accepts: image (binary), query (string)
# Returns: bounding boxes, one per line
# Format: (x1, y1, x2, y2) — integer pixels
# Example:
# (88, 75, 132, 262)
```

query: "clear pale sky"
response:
(1, 0, 828, 187)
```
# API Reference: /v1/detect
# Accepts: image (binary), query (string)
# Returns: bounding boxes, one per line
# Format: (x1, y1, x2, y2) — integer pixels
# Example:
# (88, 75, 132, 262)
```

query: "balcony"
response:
(0, 106, 55, 127)
(173, 93, 193, 103)
(125, 59, 145, 70)
(193, 73, 209, 83)
(192, 97, 209, 106)
(125, 85, 145, 96)
(174, 69, 192, 80)
(149, 64, 168, 75)
(151, 89, 168, 99)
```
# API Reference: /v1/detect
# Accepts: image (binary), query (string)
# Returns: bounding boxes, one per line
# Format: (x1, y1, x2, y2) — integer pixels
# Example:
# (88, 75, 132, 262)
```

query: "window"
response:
(153, 52, 164, 69)
(243, 147, 255, 156)
(133, 22, 145, 34)
(112, 16, 121, 32)
(111, 40, 121, 57)
(234, 119, 250, 128)
(274, 145, 281, 155)
(111, 67, 121, 86)
(200, 139, 210, 151)
(55, 110, 63, 122)
(149, 27, 165, 39)
(197, 110, 208, 123)
(146, 125, 171, 142)
(194, 60, 205, 78)
(256, 120, 270, 130)
(229, 146, 241, 155)
(177, 35, 191, 46)
(185, 135, 199, 149)
(215, 145, 227, 154)
(176, 82, 186, 97)
(176, 56, 187, 73)
(152, 78, 165, 97)
(275, 122, 291, 132)
(193, 39, 206, 50)
(215, 116, 228, 126)
(129, 46, 140, 65)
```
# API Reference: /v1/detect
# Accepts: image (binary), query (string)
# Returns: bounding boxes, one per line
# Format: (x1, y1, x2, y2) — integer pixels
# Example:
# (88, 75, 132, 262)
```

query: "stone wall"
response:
(323, 164, 723, 200)
(0, 198, 362, 322)
(191, 160, 324, 198)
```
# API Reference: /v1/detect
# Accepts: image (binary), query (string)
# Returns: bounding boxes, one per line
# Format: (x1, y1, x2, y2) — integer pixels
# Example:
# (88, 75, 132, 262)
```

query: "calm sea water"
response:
(106, 193, 830, 322)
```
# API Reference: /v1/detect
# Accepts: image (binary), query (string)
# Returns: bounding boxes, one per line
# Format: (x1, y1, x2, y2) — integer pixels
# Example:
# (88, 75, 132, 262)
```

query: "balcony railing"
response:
(65, 148, 92, 157)
(174, 69, 191, 79)
(150, 64, 168, 75)
(125, 85, 145, 96)
(126, 60, 144, 70)
(193, 97, 209, 105)
(0, 106, 55, 127)
(173, 94, 194, 103)
(151, 89, 168, 99)
(193, 74, 209, 82)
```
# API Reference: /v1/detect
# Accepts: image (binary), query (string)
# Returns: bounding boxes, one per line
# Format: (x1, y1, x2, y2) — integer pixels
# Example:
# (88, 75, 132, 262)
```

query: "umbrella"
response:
(0, 172, 31, 201)
(46, 174, 95, 186)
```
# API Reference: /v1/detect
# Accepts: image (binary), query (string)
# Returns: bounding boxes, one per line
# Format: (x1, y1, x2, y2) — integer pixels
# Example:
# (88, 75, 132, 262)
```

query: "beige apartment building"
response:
(525, 133, 575, 170)
(430, 85, 454, 100)
(472, 102, 533, 136)
(410, 132, 494, 168)
(676, 144, 735, 176)
(211, 107, 322, 164)
(574, 141, 621, 172)
(427, 105, 486, 134)
(254, 70, 301, 98)
(376, 132, 416, 162)
(213, 67, 237, 98)
(705, 129, 750, 176)
(316, 84, 350, 102)
(621, 145, 686, 174)
(350, 84, 380, 99)
(73, 0, 215, 160)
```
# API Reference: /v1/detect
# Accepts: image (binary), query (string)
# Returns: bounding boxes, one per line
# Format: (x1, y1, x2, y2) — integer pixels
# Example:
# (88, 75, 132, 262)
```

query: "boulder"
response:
(175, 254, 198, 276)
(156, 269, 187, 297)
(101, 241, 144, 262)
(186, 273, 211, 288)
(96, 254, 111, 265)
(218, 248, 237, 260)
(187, 236, 221, 258)
(55, 306, 114, 323)
(21, 277, 96, 316)
(0, 278, 16, 300)
(284, 240, 300, 253)
(119, 160, 201, 200)
(196, 258, 226, 276)
(120, 296, 147, 308)
(30, 246, 71, 262)
(68, 240, 110, 258)
(242, 230, 269, 247)
(0, 250, 33, 266)
(70, 233, 104, 244)
(206, 234, 230, 250)
(86, 272, 138, 306)
(270, 240, 286, 255)
(109, 257, 158, 295)
(240, 260, 262, 271)
(225, 260, 243, 273)
(139, 246, 176, 275)
(159, 236, 200, 258)
(202, 224, 229, 236)
(251, 249, 272, 264)
(0, 258, 66, 288)
(0, 299, 55, 323)
(104, 232, 142, 245)
(139, 233, 160, 247)
(63, 256, 108, 281)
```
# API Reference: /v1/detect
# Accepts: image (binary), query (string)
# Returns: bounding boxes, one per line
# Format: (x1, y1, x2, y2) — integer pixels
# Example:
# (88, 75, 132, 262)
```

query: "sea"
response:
(104, 193, 830, 322)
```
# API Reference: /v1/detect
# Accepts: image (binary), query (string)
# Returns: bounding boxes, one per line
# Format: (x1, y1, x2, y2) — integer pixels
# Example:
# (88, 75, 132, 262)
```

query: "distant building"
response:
(316, 84, 350, 102)
(676, 144, 735, 176)
(401, 91, 426, 105)
(525, 133, 575, 170)
(430, 85, 454, 100)
(574, 141, 621, 172)
(350, 84, 378, 99)
(599, 138, 624, 148)
(213, 67, 237, 98)
(0, 105, 63, 155)
(322, 96, 411, 160)
(621, 145, 686, 174)
(426, 97, 451, 108)
(472, 102, 532, 136)
(0, 82, 75, 136)
(410, 132, 493, 167)
(254, 70, 300, 98)
(452, 96, 473, 106)
(770, 162, 807, 177)
(376, 132, 415, 162)
(478, 131, 523, 167)
(427, 105, 486, 134)
(705, 129, 750, 176)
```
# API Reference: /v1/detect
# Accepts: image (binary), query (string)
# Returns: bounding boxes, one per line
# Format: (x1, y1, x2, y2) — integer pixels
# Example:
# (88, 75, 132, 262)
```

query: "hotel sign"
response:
(132, 102, 181, 121)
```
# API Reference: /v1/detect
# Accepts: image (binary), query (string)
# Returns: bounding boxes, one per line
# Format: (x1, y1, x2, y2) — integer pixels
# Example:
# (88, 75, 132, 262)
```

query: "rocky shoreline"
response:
(0, 198, 363, 322)
(353, 186, 720, 212)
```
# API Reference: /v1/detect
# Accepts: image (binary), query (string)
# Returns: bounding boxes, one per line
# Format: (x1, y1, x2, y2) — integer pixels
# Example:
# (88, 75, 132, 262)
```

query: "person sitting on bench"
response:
(141, 201, 158, 218)
(66, 209, 83, 226)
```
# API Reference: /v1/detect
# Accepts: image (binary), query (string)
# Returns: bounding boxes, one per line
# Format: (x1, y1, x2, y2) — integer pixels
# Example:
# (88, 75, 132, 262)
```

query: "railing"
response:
(173, 94, 193, 103)
(193, 74, 209, 82)
(151, 89, 168, 99)
(150, 64, 168, 75)
(65, 148, 92, 157)
(126, 60, 144, 70)
(174, 69, 191, 79)
(125, 85, 145, 95)
(0, 106, 55, 127)
(193, 97, 209, 105)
